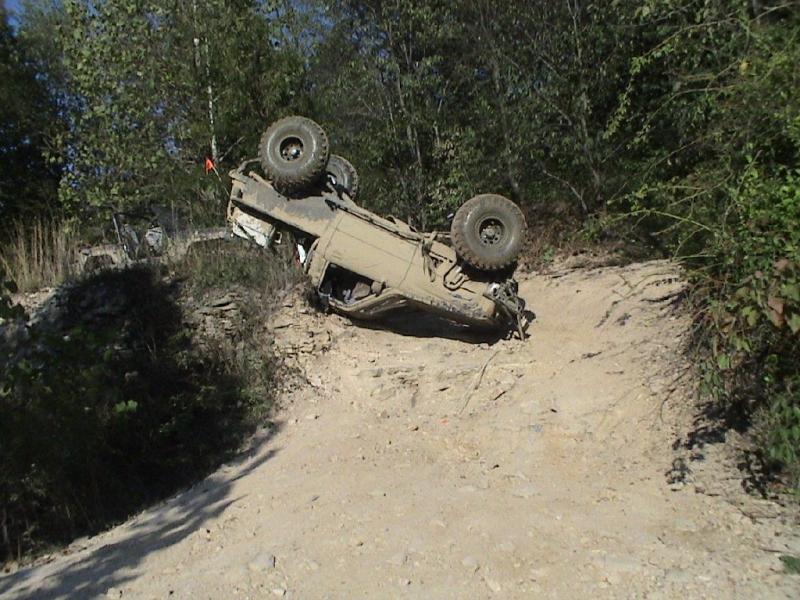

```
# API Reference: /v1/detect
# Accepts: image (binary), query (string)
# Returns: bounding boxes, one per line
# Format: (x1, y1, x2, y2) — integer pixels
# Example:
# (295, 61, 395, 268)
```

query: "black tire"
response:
(326, 154, 360, 200)
(450, 194, 527, 271)
(259, 116, 330, 193)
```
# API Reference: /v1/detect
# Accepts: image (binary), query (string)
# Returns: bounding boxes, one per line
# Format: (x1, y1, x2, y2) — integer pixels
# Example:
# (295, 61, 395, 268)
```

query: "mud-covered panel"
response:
(324, 212, 418, 288)
(232, 177, 338, 238)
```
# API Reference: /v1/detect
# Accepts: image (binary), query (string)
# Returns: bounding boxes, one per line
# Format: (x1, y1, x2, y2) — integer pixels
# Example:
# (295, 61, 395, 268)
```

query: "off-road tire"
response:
(450, 194, 527, 271)
(327, 154, 360, 200)
(259, 116, 330, 194)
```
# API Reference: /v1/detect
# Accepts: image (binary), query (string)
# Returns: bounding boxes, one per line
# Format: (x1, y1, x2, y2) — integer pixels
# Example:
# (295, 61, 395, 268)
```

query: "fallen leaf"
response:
(767, 296, 785, 315)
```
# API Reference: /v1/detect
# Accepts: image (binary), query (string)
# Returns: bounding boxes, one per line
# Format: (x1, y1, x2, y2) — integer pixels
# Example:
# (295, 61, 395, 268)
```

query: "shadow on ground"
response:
(0, 426, 282, 600)
(670, 396, 779, 497)
(349, 308, 535, 344)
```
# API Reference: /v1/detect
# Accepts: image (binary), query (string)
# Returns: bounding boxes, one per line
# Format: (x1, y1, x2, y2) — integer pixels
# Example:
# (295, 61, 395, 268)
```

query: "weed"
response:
(0, 251, 293, 560)
(0, 219, 79, 292)
(780, 555, 800, 575)
(174, 237, 303, 296)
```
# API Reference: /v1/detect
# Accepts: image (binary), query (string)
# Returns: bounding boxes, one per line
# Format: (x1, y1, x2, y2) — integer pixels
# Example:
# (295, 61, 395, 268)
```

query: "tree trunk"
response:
(192, 0, 218, 163)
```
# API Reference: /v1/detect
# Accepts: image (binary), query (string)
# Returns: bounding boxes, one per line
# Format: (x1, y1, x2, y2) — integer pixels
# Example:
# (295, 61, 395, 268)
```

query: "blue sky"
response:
(4, 0, 24, 25)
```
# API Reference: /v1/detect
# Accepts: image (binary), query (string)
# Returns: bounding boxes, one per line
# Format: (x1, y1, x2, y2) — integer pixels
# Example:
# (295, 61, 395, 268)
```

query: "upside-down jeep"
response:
(227, 116, 530, 337)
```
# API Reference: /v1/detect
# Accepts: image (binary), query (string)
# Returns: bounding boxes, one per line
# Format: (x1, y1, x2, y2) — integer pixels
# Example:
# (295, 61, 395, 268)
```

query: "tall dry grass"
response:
(0, 219, 79, 292)
(175, 237, 305, 298)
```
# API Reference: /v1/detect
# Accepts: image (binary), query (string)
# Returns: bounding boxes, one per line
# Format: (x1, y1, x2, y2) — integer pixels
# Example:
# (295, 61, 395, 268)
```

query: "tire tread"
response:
(259, 116, 329, 193)
(327, 154, 360, 199)
(450, 194, 526, 271)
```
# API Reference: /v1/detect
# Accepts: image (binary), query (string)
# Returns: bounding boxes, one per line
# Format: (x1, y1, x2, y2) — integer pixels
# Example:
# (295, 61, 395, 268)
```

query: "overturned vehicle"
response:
(228, 116, 530, 337)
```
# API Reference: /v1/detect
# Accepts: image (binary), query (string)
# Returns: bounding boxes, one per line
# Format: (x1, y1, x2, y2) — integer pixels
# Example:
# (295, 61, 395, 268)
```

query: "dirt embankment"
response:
(2, 260, 799, 599)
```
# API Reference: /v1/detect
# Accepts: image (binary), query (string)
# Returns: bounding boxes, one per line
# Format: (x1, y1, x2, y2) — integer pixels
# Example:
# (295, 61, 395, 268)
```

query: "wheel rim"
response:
(478, 217, 505, 246)
(279, 136, 304, 162)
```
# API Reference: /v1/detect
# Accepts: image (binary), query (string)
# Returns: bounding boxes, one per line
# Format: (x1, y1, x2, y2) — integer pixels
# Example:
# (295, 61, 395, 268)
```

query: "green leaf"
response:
(741, 306, 759, 327)
(787, 313, 800, 335)
(782, 283, 800, 302)
(780, 555, 800, 575)
(114, 400, 139, 414)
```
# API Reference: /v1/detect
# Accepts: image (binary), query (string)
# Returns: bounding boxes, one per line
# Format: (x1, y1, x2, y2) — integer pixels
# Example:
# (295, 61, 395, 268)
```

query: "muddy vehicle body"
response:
(228, 116, 530, 336)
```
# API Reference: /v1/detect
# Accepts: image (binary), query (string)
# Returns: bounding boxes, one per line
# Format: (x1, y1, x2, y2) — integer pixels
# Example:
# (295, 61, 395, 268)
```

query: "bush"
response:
(696, 167, 800, 484)
(0, 264, 280, 559)
(618, 7, 800, 489)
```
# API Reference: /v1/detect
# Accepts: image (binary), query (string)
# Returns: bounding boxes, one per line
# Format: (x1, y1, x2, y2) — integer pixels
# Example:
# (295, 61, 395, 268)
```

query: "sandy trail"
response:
(3, 260, 799, 599)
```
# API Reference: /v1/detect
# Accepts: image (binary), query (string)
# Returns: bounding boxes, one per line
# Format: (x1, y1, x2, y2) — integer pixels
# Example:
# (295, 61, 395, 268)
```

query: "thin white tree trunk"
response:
(205, 47, 218, 164)
(192, 0, 218, 163)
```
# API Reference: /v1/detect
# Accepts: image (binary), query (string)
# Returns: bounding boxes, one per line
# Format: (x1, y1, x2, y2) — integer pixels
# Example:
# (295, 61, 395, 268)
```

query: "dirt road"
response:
(3, 260, 799, 599)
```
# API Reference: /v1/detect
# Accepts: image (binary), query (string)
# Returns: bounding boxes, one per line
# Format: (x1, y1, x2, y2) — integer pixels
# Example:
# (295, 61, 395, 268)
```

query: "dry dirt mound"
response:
(2, 260, 799, 599)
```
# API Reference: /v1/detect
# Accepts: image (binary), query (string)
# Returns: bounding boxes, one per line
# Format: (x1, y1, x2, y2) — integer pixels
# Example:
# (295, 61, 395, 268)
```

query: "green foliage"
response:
(0, 273, 26, 322)
(0, 4, 61, 223)
(314, 1, 658, 228)
(175, 237, 302, 296)
(767, 381, 800, 470)
(0, 265, 278, 558)
(699, 167, 800, 479)
(39, 0, 309, 221)
(615, 2, 800, 486)
(780, 554, 800, 574)
(312, 0, 466, 228)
